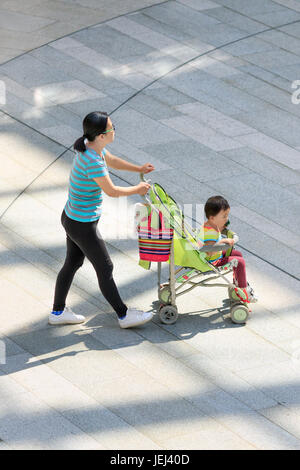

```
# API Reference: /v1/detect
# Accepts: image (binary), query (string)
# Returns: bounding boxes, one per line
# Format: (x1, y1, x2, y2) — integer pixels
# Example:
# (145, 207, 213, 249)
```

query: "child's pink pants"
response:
(213, 249, 247, 288)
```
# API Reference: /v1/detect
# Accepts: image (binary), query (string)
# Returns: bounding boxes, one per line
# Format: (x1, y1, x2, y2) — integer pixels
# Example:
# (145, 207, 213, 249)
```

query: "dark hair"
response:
(73, 111, 109, 152)
(205, 195, 230, 218)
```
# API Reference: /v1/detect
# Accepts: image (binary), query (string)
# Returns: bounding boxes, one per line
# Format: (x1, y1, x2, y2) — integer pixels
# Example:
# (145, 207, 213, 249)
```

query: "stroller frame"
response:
(139, 174, 250, 325)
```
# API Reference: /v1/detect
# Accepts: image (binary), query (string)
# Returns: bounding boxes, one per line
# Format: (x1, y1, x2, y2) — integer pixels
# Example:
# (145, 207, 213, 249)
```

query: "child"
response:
(198, 195, 257, 303)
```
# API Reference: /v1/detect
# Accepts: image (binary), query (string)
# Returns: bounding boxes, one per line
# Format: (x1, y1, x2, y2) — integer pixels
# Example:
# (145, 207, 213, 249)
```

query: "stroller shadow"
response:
(148, 296, 244, 342)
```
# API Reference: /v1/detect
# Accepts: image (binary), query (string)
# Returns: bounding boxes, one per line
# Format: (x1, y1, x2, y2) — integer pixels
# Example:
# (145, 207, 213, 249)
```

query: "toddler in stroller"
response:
(199, 195, 257, 304)
(137, 175, 257, 325)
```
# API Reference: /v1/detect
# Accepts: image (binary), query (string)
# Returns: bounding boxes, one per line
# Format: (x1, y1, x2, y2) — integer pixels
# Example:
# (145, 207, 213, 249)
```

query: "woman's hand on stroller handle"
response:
(136, 181, 151, 195)
(140, 163, 155, 174)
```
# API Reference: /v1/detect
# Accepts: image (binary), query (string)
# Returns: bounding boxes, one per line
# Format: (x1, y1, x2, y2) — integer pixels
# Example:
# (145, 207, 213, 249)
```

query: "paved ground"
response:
(1, 0, 300, 450)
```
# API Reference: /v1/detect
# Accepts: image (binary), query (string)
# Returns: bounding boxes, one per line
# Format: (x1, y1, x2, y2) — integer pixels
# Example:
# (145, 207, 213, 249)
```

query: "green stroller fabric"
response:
(148, 183, 214, 273)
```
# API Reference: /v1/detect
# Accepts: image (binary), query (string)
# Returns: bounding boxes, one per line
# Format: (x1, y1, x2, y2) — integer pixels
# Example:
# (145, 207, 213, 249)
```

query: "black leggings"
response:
(53, 210, 128, 318)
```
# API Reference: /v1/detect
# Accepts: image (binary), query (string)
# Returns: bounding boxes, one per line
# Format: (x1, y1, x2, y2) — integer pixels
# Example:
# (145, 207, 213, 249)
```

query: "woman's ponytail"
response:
(74, 111, 108, 152)
(73, 135, 87, 152)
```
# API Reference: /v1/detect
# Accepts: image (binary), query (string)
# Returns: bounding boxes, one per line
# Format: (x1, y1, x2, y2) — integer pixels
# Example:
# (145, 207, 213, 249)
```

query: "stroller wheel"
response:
(159, 286, 171, 304)
(159, 305, 178, 325)
(230, 304, 249, 324)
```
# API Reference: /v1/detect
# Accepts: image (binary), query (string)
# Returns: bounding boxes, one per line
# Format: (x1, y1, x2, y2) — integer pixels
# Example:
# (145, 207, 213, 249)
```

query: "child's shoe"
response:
(246, 284, 258, 303)
(49, 307, 86, 325)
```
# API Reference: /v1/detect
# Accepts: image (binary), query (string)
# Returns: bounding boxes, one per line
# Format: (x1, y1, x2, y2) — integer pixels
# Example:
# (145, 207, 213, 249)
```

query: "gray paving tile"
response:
(74, 24, 156, 60)
(184, 23, 247, 48)
(142, 139, 245, 181)
(237, 362, 300, 407)
(177, 0, 220, 11)
(0, 392, 102, 449)
(107, 16, 200, 62)
(182, 354, 277, 411)
(224, 214, 300, 278)
(221, 36, 276, 56)
(108, 138, 172, 172)
(235, 132, 300, 170)
(0, 54, 70, 88)
(214, 0, 288, 15)
(0, 8, 56, 33)
(127, 92, 181, 120)
(191, 55, 242, 78)
(62, 97, 121, 116)
(226, 65, 292, 93)
(175, 102, 255, 135)
(144, 85, 197, 106)
(279, 22, 300, 39)
(267, 62, 300, 81)
(287, 183, 300, 196)
(201, 6, 268, 33)
(39, 124, 79, 148)
(113, 107, 187, 147)
(208, 172, 300, 229)
(242, 50, 300, 69)
(0, 336, 25, 358)
(257, 29, 300, 57)
(63, 405, 161, 450)
(143, 1, 221, 34)
(260, 405, 300, 441)
(160, 115, 244, 151)
(46, 44, 141, 96)
(162, 426, 255, 449)
(232, 105, 300, 148)
(251, 9, 300, 27)
(220, 147, 300, 187)
(127, 11, 195, 42)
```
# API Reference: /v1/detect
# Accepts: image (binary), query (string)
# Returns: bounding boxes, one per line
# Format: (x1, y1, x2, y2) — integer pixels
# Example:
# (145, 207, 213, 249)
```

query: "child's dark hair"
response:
(73, 111, 108, 152)
(205, 195, 230, 218)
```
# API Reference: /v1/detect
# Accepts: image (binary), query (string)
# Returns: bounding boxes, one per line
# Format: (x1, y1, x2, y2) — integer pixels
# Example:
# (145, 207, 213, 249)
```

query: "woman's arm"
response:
(105, 150, 154, 173)
(93, 174, 150, 197)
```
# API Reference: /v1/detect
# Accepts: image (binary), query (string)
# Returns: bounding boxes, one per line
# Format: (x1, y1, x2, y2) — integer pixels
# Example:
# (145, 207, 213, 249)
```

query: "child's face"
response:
(209, 208, 230, 230)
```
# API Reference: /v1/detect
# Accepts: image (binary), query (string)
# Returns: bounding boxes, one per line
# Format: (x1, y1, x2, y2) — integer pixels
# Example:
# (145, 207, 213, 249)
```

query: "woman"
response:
(49, 111, 154, 328)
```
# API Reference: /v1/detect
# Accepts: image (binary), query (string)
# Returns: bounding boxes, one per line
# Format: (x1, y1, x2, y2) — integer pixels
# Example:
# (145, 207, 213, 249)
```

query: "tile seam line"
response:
(1, 14, 299, 218)
(0, 0, 171, 68)
(1, 15, 300, 282)
(201, 0, 300, 27)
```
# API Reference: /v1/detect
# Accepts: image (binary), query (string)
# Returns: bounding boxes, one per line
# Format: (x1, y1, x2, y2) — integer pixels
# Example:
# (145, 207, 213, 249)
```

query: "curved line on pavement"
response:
(1, 10, 300, 282)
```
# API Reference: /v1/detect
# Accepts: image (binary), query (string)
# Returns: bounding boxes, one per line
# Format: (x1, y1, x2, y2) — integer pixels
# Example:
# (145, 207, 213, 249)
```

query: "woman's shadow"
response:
(2, 296, 242, 376)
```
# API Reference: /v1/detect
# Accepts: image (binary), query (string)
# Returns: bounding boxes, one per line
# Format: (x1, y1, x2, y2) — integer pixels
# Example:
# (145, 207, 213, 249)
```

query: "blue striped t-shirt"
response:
(64, 147, 108, 222)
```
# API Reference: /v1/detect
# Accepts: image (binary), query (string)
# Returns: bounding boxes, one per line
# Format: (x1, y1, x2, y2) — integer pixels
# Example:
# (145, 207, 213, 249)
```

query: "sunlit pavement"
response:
(1, 0, 300, 450)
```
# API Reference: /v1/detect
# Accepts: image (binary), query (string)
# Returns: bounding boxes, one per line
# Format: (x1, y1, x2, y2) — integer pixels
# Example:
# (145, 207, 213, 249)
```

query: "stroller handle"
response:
(140, 172, 152, 184)
(139, 172, 154, 206)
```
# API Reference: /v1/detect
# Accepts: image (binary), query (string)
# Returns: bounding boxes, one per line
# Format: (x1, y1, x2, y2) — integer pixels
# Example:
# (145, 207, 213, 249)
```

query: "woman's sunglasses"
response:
(101, 124, 115, 134)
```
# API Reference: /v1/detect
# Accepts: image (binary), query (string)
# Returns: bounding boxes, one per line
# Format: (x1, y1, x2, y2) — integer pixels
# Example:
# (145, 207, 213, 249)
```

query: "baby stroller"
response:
(136, 173, 250, 325)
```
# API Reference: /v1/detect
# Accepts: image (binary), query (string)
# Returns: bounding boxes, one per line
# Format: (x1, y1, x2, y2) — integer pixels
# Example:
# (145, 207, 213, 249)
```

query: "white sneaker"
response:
(246, 285, 258, 303)
(48, 307, 86, 325)
(118, 308, 153, 329)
